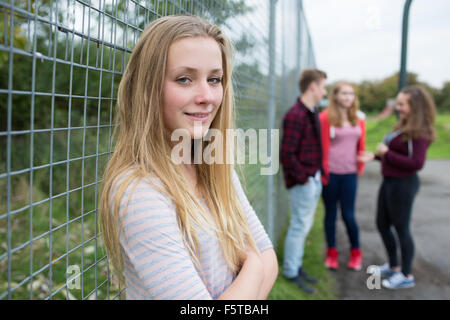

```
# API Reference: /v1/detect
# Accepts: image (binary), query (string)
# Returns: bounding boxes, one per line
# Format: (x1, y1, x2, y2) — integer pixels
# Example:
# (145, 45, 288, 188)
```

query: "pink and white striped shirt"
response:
(112, 169, 273, 300)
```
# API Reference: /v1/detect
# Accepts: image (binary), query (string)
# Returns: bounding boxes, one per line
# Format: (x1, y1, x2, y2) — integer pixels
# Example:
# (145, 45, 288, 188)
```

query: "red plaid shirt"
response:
(280, 98, 323, 188)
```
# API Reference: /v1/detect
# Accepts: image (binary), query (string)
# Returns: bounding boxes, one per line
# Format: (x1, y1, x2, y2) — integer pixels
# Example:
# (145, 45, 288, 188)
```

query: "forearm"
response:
(217, 253, 264, 300)
(384, 149, 426, 171)
(256, 248, 278, 300)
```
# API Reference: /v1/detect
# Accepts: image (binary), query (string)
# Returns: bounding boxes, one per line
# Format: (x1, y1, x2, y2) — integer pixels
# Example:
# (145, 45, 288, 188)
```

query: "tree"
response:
(351, 72, 445, 114)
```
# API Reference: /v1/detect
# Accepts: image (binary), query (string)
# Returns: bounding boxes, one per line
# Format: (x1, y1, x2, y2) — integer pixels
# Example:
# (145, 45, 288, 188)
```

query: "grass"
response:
(267, 201, 338, 300)
(429, 113, 450, 158)
(365, 113, 450, 159)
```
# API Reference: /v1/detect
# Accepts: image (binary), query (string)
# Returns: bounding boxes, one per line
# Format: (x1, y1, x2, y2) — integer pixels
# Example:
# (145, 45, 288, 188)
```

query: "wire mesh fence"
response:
(0, 0, 316, 300)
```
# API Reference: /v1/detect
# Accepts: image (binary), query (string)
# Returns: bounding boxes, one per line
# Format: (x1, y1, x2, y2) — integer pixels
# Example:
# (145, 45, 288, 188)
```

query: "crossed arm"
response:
(217, 247, 278, 300)
(119, 173, 278, 300)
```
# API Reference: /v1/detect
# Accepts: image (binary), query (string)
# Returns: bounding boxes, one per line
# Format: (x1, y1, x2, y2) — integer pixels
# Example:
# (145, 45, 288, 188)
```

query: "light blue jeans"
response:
(283, 175, 322, 278)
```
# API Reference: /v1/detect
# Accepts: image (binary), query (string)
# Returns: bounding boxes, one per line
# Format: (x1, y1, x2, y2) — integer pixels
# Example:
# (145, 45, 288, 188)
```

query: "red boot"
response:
(347, 248, 363, 271)
(325, 248, 338, 270)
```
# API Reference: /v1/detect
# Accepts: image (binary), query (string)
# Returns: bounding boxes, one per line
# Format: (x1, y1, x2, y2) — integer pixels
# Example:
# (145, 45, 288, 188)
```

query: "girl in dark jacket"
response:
(360, 85, 436, 289)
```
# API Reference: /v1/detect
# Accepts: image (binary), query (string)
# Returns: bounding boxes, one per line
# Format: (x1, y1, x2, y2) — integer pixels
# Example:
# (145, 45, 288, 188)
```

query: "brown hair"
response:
(394, 85, 436, 142)
(327, 82, 360, 127)
(298, 68, 327, 94)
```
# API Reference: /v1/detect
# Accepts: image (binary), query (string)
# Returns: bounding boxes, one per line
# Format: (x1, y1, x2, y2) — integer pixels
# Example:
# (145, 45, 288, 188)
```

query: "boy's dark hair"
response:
(299, 68, 327, 93)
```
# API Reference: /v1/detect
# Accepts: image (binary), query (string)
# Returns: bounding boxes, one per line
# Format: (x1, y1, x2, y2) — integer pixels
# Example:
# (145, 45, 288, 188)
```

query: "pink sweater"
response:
(328, 125, 362, 174)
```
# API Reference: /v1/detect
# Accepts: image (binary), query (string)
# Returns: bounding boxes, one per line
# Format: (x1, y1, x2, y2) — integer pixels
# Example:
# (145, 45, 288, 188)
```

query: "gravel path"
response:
(330, 160, 450, 300)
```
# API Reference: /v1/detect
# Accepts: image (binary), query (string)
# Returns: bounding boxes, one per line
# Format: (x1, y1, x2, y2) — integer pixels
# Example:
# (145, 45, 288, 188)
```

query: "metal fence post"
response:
(266, 0, 277, 242)
(399, 0, 413, 90)
(296, 0, 303, 88)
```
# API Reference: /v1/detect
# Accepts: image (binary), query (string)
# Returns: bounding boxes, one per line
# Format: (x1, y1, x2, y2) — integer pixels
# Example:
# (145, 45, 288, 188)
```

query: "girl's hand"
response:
(376, 143, 389, 156)
(357, 151, 375, 163)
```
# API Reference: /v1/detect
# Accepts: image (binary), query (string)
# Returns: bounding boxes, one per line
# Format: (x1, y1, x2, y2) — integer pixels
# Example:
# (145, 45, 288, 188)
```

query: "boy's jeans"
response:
(283, 175, 322, 278)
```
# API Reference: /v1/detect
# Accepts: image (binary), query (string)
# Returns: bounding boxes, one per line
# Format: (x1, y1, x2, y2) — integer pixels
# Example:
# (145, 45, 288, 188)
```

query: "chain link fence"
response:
(0, 0, 316, 300)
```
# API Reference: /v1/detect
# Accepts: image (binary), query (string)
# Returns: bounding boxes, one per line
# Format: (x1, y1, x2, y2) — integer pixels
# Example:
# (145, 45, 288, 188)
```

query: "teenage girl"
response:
(319, 82, 366, 271)
(99, 15, 278, 299)
(360, 85, 436, 289)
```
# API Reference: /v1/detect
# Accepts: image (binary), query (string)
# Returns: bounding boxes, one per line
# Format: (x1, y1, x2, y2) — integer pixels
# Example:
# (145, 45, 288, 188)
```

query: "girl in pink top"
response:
(319, 82, 366, 271)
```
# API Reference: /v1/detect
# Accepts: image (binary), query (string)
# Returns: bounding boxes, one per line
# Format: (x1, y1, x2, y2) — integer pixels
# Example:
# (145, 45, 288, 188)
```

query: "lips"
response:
(184, 112, 209, 117)
(184, 112, 211, 122)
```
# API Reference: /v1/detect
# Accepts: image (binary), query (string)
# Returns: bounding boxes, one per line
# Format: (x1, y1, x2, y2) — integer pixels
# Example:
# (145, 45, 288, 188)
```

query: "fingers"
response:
(357, 151, 374, 163)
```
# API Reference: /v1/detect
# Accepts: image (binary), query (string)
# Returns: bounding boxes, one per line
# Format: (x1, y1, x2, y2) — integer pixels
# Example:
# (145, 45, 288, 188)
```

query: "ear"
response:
(308, 81, 317, 92)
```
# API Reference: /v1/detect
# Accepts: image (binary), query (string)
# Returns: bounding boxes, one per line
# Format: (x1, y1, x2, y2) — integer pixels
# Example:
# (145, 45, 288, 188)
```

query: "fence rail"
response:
(0, 0, 316, 300)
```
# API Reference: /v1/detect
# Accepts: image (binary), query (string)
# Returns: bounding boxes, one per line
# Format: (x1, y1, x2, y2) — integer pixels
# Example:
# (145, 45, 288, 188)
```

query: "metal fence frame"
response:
(0, 0, 316, 300)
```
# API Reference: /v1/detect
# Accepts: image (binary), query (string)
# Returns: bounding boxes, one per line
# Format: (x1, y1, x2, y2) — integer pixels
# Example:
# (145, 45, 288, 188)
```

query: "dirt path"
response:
(330, 160, 450, 300)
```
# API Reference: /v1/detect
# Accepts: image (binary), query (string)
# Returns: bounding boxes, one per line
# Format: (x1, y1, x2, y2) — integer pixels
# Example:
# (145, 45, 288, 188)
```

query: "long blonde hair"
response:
(99, 15, 258, 282)
(394, 85, 436, 142)
(327, 82, 360, 127)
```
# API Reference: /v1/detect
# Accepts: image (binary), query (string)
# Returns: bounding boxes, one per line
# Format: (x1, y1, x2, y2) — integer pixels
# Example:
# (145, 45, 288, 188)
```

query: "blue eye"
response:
(209, 77, 222, 84)
(176, 77, 190, 84)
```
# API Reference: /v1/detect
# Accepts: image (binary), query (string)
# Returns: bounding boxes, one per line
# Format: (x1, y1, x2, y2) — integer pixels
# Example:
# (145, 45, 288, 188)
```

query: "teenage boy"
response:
(280, 68, 328, 294)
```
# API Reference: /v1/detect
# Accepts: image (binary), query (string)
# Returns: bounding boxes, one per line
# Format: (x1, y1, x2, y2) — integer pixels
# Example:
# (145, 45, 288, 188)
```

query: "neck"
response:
(337, 105, 349, 121)
(300, 93, 317, 111)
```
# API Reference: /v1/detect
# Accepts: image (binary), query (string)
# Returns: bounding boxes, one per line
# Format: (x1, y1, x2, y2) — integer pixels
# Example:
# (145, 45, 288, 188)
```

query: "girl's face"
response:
(162, 37, 224, 139)
(335, 84, 355, 109)
(396, 92, 411, 120)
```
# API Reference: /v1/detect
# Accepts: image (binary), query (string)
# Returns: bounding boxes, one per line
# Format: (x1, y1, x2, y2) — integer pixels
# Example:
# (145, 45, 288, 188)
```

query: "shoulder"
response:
(357, 111, 366, 129)
(111, 168, 173, 218)
(284, 105, 297, 120)
(357, 110, 366, 120)
(284, 101, 306, 117)
(231, 169, 250, 207)
(413, 136, 431, 147)
(283, 104, 307, 128)
(231, 169, 243, 193)
(319, 109, 329, 122)
(112, 168, 166, 197)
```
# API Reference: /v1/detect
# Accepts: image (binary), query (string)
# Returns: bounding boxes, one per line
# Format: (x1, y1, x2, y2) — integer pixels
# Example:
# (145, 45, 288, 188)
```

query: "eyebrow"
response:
(171, 66, 223, 74)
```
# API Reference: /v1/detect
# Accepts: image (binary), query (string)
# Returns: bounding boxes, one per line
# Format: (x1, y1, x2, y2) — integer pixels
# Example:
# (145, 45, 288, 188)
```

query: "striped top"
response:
(113, 169, 273, 300)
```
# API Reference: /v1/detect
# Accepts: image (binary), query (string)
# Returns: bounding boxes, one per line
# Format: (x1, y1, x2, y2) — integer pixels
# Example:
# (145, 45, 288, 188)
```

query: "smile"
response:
(184, 112, 210, 122)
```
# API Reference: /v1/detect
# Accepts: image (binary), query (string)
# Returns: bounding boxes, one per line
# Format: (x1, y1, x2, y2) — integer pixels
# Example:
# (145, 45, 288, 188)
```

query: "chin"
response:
(189, 127, 211, 139)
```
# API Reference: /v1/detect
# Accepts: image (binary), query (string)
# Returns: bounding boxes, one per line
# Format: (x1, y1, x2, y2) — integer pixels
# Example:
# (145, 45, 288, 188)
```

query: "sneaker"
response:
(298, 266, 318, 284)
(347, 248, 363, 271)
(367, 262, 396, 278)
(382, 272, 415, 289)
(287, 275, 315, 295)
(325, 248, 338, 270)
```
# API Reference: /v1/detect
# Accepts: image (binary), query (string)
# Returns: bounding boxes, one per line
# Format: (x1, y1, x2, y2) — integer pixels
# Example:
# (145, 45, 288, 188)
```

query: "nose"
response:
(194, 80, 214, 105)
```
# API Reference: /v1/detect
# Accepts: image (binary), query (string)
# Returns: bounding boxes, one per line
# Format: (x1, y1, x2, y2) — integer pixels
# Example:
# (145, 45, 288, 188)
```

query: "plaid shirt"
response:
(280, 98, 323, 188)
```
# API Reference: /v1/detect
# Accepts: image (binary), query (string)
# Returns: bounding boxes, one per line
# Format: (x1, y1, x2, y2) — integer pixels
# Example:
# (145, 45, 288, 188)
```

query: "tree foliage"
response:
(339, 72, 449, 114)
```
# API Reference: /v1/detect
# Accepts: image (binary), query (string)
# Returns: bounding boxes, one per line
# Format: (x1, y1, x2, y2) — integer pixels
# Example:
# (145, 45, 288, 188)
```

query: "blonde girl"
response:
(99, 15, 278, 300)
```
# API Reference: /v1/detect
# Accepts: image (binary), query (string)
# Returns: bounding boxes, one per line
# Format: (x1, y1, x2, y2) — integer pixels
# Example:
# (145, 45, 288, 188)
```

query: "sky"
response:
(302, 0, 450, 89)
